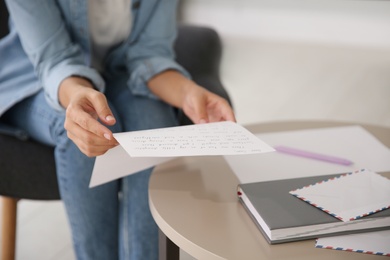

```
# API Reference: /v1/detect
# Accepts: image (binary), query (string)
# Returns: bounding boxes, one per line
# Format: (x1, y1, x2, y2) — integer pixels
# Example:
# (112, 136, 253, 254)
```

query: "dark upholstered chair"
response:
(0, 3, 232, 260)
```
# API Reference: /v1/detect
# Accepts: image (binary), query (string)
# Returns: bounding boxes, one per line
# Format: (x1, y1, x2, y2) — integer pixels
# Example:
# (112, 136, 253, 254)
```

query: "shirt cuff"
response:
(127, 56, 191, 99)
(44, 65, 105, 112)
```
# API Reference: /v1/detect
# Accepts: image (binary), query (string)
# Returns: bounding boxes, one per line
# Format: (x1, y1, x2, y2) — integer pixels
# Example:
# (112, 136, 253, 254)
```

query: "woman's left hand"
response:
(180, 83, 236, 124)
(148, 70, 236, 124)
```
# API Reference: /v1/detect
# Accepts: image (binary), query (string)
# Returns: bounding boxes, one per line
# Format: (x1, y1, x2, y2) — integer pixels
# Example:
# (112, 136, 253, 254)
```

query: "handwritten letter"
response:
(114, 121, 275, 157)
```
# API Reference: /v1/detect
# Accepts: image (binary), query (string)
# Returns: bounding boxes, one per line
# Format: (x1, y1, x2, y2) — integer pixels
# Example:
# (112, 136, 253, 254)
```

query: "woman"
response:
(0, 0, 235, 259)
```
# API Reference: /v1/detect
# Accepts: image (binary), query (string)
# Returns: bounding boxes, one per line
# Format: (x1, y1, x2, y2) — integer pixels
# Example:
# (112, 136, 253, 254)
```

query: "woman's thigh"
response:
(104, 72, 179, 132)
(2, 90, 65, 146)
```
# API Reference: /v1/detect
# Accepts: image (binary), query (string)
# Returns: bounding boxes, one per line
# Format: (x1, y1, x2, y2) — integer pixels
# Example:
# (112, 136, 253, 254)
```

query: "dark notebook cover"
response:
(238, 173, 390, 244)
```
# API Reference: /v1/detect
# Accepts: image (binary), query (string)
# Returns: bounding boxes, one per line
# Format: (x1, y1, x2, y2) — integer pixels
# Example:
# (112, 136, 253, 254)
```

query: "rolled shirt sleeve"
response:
(5, 0, 105, 112)
(127, 56, 190, 99)
(6, 0, 190, 109)
(124, 0, 190, 99)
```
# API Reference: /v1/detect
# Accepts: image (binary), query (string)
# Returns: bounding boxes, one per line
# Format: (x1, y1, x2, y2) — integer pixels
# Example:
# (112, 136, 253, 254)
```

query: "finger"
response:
(87, 91, 116, 126)
(67, 125, 118, 157)
(204, 95, 236, 123)
(66, 117, 119, 146)
(193, 96, 210, 124)
(66, 119, 118, 146)
(66, 106, 114, 141)
(68, 134, 117, 157)
(217, 101, 236, 122)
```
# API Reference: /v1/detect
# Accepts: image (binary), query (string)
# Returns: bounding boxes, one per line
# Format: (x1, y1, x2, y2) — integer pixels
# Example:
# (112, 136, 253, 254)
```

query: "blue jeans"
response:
(2, 71, 178, 260)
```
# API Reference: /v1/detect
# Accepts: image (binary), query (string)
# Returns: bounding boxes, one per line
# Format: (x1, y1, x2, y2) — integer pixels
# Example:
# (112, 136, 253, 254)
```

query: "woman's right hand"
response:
(59, 77, 119, 157)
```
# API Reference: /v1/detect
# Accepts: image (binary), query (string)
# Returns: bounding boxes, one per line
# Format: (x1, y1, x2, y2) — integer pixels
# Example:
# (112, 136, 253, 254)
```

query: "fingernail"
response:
(104, 133, 111, 140)
(106, 115, 115, 122)
(199, 119, 207, 124)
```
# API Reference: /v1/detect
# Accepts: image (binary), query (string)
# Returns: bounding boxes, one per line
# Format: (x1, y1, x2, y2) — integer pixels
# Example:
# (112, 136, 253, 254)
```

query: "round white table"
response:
(149, 121, 390, 260)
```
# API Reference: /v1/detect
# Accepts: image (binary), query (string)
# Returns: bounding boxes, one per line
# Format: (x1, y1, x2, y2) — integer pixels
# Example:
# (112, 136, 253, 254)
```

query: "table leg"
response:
(159, 229, 179, 260)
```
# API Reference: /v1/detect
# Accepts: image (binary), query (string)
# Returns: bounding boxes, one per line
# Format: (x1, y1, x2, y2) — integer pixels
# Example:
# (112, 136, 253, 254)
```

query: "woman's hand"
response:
(59, 77, 118, 157)
(180, 83, 236, 124)
(148, 70, 236, 124)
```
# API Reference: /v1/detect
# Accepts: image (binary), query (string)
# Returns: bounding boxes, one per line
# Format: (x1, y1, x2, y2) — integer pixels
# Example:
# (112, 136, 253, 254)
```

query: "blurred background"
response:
(180, 0, 390, 127)
(1, 0, 389, 259)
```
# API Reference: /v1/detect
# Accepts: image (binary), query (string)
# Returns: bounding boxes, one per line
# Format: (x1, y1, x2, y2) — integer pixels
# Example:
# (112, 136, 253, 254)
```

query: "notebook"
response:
(237, 173, 390, 244)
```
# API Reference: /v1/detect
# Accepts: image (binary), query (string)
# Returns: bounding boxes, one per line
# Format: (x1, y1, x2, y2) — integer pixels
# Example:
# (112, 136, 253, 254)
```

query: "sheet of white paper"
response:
(90, 122, 274, 187)
(316, 230, 390, 256)
(89, 145, 174, 187)
(114, 121, 275, 157)
(290, 169, 390, 221)
(224, 126, 390, 184)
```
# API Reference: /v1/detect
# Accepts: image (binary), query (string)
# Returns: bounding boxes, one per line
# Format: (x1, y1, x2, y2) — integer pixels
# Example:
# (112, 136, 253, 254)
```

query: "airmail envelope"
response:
(290, 169, 390, 221)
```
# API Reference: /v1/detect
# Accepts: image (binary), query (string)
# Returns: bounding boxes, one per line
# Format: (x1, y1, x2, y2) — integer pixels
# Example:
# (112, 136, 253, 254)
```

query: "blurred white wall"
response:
(178, 0, 390, 127)
(179, 0, 390, 49)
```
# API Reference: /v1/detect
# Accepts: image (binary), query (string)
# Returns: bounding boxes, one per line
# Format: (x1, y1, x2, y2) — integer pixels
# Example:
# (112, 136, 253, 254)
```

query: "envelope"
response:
(289, 169, 390, 221)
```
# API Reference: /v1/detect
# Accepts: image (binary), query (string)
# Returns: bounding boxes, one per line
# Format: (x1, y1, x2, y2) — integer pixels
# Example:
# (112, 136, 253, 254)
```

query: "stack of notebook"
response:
(237, 169, 390, 244)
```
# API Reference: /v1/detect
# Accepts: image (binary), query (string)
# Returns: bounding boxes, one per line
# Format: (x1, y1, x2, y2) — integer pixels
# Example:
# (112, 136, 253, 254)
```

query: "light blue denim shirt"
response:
(0, 0, 189, 116)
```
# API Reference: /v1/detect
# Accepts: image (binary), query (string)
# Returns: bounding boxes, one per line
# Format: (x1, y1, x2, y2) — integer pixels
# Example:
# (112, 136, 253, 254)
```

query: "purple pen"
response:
(274, 146, 354, 166)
